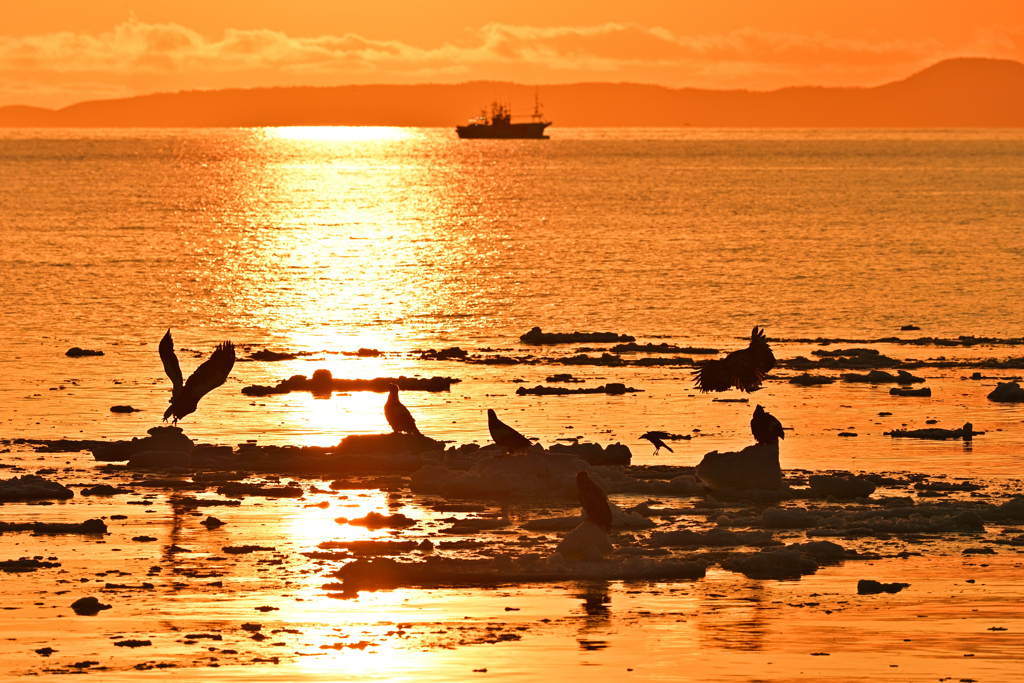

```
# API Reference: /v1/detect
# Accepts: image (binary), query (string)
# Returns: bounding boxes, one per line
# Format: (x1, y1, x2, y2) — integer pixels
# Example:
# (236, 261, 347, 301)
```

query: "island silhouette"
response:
(2, 58, 1022, 128)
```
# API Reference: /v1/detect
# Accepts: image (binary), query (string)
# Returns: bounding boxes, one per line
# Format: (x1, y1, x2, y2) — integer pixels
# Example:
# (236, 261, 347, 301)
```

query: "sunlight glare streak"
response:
(264, 126, 414, 142)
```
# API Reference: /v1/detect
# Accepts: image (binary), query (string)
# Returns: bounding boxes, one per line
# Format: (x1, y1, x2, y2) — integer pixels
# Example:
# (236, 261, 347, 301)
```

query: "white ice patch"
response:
(554, 520, 614, 561)
(523, 503, 655, 531)
(411, 449, 702, 498)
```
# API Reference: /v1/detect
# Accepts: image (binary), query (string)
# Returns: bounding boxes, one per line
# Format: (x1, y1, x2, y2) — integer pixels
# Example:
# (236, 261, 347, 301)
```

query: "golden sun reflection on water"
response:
(262, 126, 416, 142)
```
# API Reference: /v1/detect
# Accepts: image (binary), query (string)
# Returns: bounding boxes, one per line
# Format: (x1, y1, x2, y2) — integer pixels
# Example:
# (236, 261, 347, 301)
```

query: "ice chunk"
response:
(555, 521, 614, 561)
(695, 444, 782, 491)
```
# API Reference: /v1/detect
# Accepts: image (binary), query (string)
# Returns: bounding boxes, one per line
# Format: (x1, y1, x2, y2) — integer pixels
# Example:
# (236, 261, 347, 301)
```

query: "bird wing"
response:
(579, 479, 613, 533)
(182, 341, 235, 400)
(769, 416, 786, 440)
(159, 330, 184, 393)
(693, 327, 776, 393)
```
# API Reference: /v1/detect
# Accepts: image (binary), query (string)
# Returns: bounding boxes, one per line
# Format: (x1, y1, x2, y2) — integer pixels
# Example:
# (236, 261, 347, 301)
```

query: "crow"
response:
(384, 383, 421, 435)
(640, 431, 674, 455)
(487, 408, 532, 455)
(693, 326, 776, 393)
(750, 404, 785, 445)
(576, 471, 613, 533)
(160, 330, 235, 424)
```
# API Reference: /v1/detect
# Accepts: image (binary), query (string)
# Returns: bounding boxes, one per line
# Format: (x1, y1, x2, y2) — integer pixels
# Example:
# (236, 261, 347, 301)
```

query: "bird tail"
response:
(664, 443, 674, 453)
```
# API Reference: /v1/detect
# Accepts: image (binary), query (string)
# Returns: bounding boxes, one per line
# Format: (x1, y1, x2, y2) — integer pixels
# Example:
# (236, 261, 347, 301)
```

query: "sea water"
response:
(2, 127, 1023, 472)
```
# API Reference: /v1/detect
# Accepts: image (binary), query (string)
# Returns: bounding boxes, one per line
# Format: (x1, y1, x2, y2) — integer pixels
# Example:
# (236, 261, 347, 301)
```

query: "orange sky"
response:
(2, 0, 1022, 109)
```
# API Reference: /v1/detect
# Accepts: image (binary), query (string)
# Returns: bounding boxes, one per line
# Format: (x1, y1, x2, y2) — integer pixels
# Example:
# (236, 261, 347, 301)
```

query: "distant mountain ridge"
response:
(2, 58, 1023, 128)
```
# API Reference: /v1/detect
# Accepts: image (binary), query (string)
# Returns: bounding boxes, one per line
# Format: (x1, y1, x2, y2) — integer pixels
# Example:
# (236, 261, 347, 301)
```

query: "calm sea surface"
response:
(2, 128, 1023, 473)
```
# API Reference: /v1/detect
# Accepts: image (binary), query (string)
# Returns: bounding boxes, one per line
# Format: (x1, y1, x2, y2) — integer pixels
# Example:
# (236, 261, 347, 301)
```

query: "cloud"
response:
(1, 19, 1022, 107)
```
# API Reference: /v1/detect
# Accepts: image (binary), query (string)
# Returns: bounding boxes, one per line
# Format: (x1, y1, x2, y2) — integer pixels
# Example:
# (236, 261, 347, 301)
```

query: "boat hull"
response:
(456, 122, 551, 139)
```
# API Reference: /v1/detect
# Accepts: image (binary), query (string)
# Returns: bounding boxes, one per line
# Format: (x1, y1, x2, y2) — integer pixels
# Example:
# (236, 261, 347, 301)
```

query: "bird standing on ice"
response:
(384, 383, 421, 435)
(159, 330, 235, 424)
(750, 405, 785, 445)
(487, 409, 532, 456)
(576, 471, 613, 533)
(640, 431, 674, 455)
(693, 326, 776, 393)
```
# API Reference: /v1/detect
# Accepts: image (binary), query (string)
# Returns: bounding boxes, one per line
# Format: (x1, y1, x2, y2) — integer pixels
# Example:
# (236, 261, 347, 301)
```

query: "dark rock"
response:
(242, 374, 459, 397)
(857, 579, 909, 595)
(217, 482, 304, 498)
(419, 347, 468, 361)
(336, 432, 444, 456)
(0, 474, 74, 502)
(962, 547, 996, 555)
(109, 405, 140, 413)
(0, 558, 61, 573)
(789, 373, 835, 386)
(0, 518, 106, 535)
(557, 353, 625, 367)
(695, 444, 782, 491)
(65, 347, 104, 357)
(988, 382, 1024, 403)
(886, 423, 979, 440)
(545, 373, 584, 383)
(114, 640, 152, 648)
(250, 349, 300, 361)
(889, 386, 931, 397)
(548, 442, 632, 466)
(81, 484, 130, 496)
(843, 370, 924, 384)
(520, 327, 635, 345)
(515, 383, 642, 396)
(71, 597, 112, 615)
(610, 342, 718, 355)
(901, 325, 921, 331)
(201, 516, 225, 529)
(809, 475, 877, 499)
(91, 426, 194, 462)
(813, 348, 880, 358)
(223, 545, 276, 554)
(337, 511, 417, 529)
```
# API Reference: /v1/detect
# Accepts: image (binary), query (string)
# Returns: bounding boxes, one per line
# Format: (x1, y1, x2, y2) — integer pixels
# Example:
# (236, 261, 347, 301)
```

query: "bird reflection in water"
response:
(573, 582, 612, 651)
(696, 581, 770, 652)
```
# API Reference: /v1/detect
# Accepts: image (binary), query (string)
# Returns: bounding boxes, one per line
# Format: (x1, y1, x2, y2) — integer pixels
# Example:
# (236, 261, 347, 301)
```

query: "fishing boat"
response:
(456, 96, 551, 139)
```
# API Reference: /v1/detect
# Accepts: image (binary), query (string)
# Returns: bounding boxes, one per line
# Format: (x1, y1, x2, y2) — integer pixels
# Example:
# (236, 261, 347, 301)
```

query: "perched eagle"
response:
(750, 404, 785, 445)
(487, 408, 532, 455)
(576, 471, 613, 533)
(693, 326, 776, 393)
(640, 431, 674, 455)
(160, 329, 235, 424)
(384, 383, 421, 435)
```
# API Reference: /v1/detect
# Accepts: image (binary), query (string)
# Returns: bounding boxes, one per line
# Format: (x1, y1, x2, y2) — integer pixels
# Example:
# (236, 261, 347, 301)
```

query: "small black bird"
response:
(750, 404, 785, 445)
(160, 330, 235, 424)
(576, 471, 613, 533)
(640, 431, 674, 455)
(384, 383, 420, 435)
(693, 326, 776, 393)
(487, 408, 532, 455)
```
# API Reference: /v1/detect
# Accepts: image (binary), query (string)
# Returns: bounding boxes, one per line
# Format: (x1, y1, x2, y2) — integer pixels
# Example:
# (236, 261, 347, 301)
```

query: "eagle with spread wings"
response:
(160, 330, 235, 424)
(693, 326, 776, 393)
